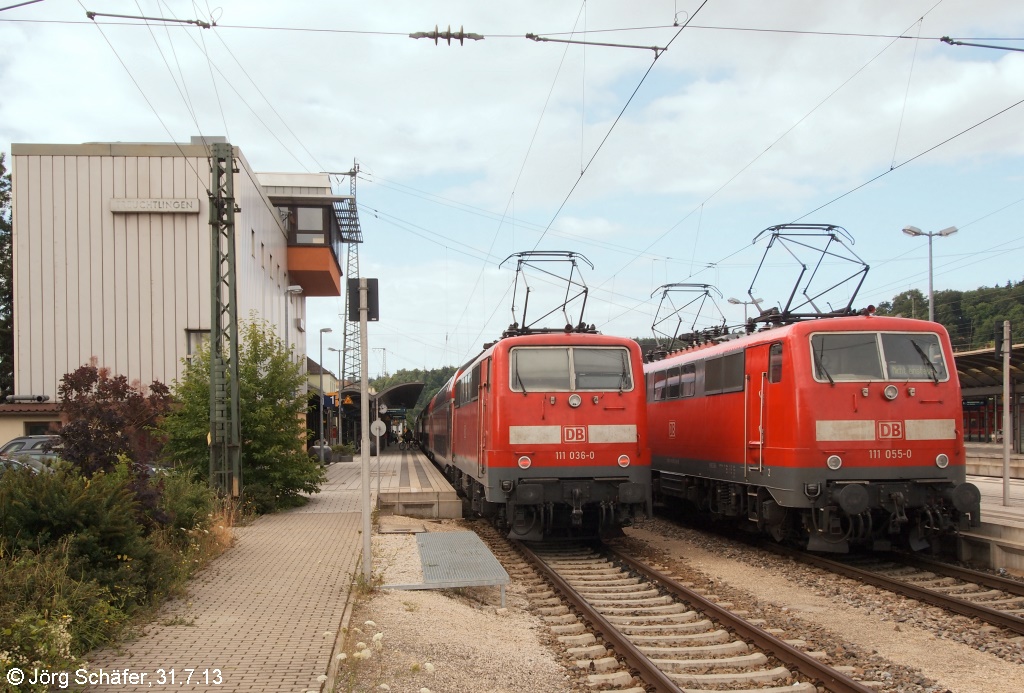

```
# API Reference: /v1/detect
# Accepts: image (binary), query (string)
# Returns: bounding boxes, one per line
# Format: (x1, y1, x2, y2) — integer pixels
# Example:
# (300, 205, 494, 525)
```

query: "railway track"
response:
(480, 525, 880, 693)
(762, 543, 1024, 636)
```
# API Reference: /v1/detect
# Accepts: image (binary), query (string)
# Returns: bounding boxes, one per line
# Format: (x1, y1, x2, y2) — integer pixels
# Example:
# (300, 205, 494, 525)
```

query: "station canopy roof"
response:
(337, 381, 425, 415)
(953, 344, 1024, 394)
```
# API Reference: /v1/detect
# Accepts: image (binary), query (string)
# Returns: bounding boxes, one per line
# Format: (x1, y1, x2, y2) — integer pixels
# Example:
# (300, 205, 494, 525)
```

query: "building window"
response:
(296, 207, 326, 244)
(186, 330, 211, 361)
(25, 422, 57, 436)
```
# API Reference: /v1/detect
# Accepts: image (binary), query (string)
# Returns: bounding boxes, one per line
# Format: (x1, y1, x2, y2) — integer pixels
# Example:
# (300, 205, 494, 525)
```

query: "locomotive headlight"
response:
(517, 455, 532, 469)
(826, 454, 843, 470)
(883, 385, 898, 401)
(617, 454, 630, 468)
(568, 394, 582, 408)
(935, 453, 950, 469)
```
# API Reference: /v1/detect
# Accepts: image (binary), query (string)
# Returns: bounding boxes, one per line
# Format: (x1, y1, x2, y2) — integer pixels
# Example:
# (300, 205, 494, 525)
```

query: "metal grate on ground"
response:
(383, 530, 510, 606)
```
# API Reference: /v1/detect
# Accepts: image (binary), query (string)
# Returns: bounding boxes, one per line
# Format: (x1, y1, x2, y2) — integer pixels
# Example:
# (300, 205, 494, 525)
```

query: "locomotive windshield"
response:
(510, 346, 633, 392)
(810, 331, 948, 383)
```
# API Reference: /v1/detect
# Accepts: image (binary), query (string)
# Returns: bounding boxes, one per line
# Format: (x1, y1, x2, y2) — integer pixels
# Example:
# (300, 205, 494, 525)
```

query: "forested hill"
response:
(875, 282, 1024, 351)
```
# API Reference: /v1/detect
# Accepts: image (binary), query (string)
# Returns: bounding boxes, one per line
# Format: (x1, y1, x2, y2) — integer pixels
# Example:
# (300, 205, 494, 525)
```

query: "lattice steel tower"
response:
(208, 143, 241, 496)
(334, 163, 364, 391)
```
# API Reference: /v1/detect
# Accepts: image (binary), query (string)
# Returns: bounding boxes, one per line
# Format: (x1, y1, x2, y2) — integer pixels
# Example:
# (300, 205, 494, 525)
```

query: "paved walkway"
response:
(86, 461, 367, 692)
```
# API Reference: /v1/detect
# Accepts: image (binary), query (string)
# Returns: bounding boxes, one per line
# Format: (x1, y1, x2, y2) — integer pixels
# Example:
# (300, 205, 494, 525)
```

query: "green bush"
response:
(159, 469, 215, 534)
(0, 539, 127, 684)
(160, 317, 325, 512)
(0, 466, 173, 612)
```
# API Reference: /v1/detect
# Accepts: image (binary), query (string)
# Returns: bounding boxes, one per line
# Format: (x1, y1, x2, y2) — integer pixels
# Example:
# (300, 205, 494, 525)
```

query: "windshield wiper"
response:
(813, 345, 834, 386)
(619, 351, 629, 393)
(910, 339, 939, 383)
(513, 359, 528, 395)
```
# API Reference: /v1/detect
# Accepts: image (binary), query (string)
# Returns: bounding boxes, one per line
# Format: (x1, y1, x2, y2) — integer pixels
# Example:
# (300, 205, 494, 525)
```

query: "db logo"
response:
(878, 421, 904, 439)
(563, 426, 587, 443)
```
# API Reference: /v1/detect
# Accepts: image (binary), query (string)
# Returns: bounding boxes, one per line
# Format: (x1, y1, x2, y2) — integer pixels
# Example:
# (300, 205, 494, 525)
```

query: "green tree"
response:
(875, 289, 927, 319)
(160, 317, 324, 512)
(372, 366, 458, 426)
(0, 153, 12, 398)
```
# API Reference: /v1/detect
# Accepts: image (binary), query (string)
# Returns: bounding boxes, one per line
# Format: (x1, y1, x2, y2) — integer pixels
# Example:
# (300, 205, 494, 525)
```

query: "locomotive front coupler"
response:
(570, 487, 584, 526)
(886, 491, 909, 533)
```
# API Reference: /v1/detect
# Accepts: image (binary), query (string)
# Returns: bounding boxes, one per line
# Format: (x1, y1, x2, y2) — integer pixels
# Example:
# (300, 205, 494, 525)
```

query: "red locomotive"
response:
(645, 225, 981, 552)
(417, 252, 651, 540)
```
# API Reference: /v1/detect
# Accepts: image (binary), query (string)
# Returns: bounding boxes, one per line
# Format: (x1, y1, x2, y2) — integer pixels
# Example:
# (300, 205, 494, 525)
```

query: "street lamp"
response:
(901, 225, 957, 323)
(284, 285, 303, 350)
(728, 296, 763, 322)
(328, 346, 342, 445)
(318, 327, 333, 464)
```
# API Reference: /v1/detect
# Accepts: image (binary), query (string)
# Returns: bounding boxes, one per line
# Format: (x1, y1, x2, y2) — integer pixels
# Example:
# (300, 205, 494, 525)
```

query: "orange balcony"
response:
(288, 246, 343, 297)
(272, 193, 359, 298)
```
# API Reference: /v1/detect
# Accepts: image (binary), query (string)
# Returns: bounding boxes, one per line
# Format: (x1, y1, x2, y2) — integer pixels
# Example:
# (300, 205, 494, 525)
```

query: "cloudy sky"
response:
(2, 1, 1023, 378)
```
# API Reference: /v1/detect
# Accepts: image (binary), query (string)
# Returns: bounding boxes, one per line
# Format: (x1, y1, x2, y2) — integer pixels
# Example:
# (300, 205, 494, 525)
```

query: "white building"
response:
(3, 138, 348, 438)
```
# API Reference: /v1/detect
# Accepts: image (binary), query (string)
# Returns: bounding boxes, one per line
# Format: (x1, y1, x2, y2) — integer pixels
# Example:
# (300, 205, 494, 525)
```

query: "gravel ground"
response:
(332, 514, 1024, 693)
(331, 517, 573, 693)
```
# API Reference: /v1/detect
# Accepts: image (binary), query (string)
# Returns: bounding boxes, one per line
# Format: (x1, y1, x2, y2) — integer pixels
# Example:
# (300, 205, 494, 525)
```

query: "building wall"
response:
(10, 142, 306, 400)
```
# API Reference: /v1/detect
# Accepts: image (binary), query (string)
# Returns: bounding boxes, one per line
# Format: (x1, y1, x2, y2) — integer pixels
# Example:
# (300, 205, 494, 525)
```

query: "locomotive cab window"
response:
(809, 332, 948, 382)
(510, 346, 633, 392)
(880, 333, 948, 381)
(574, 347, 633, 390)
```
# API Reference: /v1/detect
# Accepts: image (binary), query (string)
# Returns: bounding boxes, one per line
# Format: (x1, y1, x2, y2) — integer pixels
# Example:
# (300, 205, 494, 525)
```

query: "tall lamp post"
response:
(901, 225, 957, 323)
(728, 296, 763, 322)
(318, 327, 333, 464)
(328, 346, 342, 445)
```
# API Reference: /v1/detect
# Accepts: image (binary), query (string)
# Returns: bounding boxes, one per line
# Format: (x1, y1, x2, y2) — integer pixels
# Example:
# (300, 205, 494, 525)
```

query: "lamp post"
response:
(284, 285, 303, 349)
(727, 296, 763, 322)
(328, 346, 342, 445)
(318, 327, 332, 464)
(901, 225, 957, 323)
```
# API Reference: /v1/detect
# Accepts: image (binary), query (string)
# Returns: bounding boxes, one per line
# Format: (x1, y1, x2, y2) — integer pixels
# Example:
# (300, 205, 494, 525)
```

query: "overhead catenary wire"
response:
(596, 5, 951, 295)
(134, 0, 207, 145)
(531, 0, 712, 251)
(76, 0, 209, 190)
(441, 0, 590, 368)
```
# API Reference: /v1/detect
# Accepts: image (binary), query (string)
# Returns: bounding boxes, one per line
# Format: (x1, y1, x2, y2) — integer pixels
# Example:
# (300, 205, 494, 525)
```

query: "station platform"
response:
(81, 447, 463, 692)
(959, 474, 1024, 575)
(965, 442, 1024, 477)
(331, 444, 462, 519)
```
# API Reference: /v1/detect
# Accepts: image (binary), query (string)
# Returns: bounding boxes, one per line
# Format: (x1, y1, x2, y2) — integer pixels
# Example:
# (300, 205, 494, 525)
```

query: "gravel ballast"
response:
(331, 515, 1024, 692)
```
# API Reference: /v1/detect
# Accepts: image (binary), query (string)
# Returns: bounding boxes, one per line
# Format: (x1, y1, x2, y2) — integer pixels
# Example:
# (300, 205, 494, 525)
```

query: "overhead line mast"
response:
(334, 163, 364, 410)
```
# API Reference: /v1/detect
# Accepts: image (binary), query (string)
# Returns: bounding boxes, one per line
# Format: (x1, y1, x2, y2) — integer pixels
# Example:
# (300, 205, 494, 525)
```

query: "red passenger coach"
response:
(420, 330, 652, 541)
(645, 314, 981, 552)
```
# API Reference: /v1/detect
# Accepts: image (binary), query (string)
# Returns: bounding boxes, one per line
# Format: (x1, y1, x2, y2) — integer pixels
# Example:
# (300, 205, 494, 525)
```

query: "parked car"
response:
(0, 434, 60, 473)
(0, 457, 33, 475)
